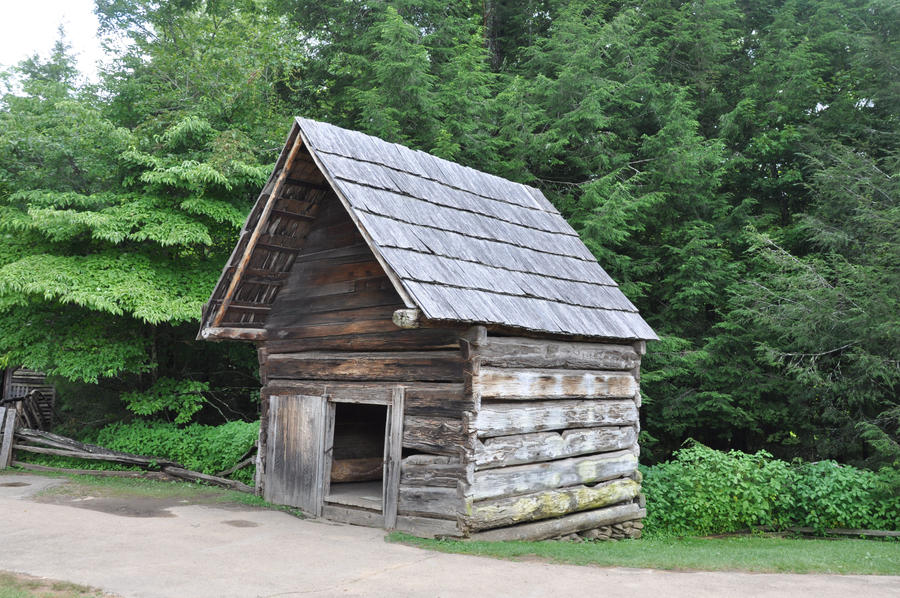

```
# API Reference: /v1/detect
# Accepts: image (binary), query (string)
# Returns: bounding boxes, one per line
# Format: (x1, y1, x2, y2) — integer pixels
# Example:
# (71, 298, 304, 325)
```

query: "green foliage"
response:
(642, 444, 900, 537)
(121, 378, 211, 423)
(0, 33, 266, 410)
(1, 0, 897, 472)
(790, 461, 900, 532)
(95, 420, 259, 483)
(641, 443, 795, 537)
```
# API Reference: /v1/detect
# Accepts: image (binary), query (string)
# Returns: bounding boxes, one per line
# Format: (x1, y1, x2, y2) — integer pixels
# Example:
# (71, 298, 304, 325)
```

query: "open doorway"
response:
(324, 402, 388, 512)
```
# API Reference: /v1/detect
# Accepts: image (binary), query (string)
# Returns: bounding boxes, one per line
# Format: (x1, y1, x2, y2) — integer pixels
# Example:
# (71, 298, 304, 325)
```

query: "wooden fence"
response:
(0, 410, 253, 492)
(0, 407, 16, 468)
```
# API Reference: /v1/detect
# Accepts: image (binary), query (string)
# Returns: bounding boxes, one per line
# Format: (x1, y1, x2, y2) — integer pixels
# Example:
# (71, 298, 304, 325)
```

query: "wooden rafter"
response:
(211, 134, 305, 328)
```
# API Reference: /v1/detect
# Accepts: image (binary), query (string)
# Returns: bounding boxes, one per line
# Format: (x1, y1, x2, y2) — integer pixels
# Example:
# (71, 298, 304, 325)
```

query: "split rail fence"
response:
(0, 406, 253, 493)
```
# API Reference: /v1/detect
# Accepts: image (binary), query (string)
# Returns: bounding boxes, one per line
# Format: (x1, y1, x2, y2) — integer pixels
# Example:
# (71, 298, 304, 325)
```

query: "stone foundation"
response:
(553, 518, 644, 542)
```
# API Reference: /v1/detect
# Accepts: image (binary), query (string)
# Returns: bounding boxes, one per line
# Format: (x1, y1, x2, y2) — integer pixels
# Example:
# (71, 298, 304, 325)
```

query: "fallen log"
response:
(161, 466, 252, 493)
(15, 428, 155, 460)
(12, 444, 181, 468)
(787, 526, 900, 539)
(216, 456, 256, 478)
(12, 461, 172, 481)
(331, 457, 383, 483)
(12, 428, 253, 493)
(469, 502, 645, 542)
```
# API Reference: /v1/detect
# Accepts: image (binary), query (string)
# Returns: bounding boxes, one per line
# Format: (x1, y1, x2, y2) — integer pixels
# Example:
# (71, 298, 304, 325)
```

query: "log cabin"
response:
(197, 118, 658, 541)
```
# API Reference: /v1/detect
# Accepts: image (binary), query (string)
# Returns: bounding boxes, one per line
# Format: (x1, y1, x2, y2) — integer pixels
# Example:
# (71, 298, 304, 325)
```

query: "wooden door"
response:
(264, 394, 327, 515)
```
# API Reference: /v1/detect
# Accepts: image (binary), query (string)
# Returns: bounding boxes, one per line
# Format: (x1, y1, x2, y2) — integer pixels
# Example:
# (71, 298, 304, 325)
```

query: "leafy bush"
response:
(642, 443, 900, 537)
(789, 461, 900, 532)
(640, 443, 795, 537)
(92, 420, 259, 484)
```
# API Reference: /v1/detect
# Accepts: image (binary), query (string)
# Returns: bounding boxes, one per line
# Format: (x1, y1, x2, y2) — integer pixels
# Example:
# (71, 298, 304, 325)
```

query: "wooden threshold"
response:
(322, 504, 384, 528)
(325, 480, 383, 511)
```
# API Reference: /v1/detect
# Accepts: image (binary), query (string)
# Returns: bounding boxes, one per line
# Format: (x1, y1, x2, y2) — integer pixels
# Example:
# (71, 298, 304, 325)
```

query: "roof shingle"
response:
(296, 118, 657, 341)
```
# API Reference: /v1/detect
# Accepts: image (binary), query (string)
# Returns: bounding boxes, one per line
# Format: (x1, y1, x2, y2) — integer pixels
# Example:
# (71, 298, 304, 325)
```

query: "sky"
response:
(0, 0, 105, 81)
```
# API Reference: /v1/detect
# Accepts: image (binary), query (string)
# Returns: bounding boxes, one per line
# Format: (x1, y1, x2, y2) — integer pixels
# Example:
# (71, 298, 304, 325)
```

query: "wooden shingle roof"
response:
(200, 118, 657, 341)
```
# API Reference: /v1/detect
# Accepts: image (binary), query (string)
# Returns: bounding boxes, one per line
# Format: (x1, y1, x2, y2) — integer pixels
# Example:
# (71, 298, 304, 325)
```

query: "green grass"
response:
(0, 571, 109, 598)
(388, 533, 900, 576)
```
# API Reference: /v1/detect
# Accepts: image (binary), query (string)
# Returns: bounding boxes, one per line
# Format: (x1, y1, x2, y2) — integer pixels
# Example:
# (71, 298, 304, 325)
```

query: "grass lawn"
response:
(0, 571, 114, 598)
(389, 533, 900, 576)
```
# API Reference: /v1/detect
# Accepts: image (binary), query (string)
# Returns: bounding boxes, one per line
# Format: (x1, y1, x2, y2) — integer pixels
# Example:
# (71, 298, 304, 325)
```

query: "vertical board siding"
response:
(264, 395, 327, 515)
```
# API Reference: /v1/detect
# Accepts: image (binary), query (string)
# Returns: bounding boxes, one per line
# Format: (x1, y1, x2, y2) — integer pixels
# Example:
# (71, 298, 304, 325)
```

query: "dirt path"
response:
(1, 473, 898, 598)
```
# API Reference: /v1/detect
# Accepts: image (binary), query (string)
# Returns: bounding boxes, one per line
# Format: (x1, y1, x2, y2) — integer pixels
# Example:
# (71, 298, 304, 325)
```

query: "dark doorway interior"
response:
(325, 402, 388, 511)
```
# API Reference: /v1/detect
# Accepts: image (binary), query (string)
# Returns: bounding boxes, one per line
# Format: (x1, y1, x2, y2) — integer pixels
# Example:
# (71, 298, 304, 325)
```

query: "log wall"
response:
(459, 332, 646, 538)
(253, 198, 645, 540)
(256, 198, 469, 536)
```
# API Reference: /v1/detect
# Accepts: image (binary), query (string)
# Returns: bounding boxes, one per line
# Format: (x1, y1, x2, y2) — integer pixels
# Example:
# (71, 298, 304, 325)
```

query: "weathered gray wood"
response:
(401, 457, 465, 488)
(474, 426, 637, 469)
(265, 381, 392, 403)
(403, 416, 467, 455)
(393, 308, 423, 328)
(473, 400, 638, 438)
(12, 461, 172, 480)
(787, 526, 900, 539)
(323, 401, 336, 496)
(467, 478, 640, 531)
(383, 386, 404, 529)
(14, 428, 141, 459)
(470, 450, 638, 500)
(331, 458, 382, 483)
(476, 368, 637, 399)
(325, 481, 383, 510)
(199, 327, 266, 341)
(476, 337, 640, 370)
(263, 381, 470, 414)
(214, 455, 255, 478)
(11, 436, 251, 492)
(398, 485, 460, 519)
(402, 384, 474, 418)
(267, 351, 464, 382)
(301, 125, 417, 309)
(211, 132, 305, 328)
(0, 408, 16, 469)
(469, 503, 645, 541)
(11, 444, 180, 467)
(395, 515, 462, 538)
(308, 395, 328, 516)
(269, 318, 402, 341)
(262, 328, 460, 353)
(322, 504, 384, 527)
(264, 395, 328, 515)
(160, 466, 252, 493)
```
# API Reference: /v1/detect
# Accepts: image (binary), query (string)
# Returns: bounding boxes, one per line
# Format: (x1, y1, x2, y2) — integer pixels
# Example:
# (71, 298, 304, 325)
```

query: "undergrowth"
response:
(641, 443, 900, 537)
(18, 420, 259, 485)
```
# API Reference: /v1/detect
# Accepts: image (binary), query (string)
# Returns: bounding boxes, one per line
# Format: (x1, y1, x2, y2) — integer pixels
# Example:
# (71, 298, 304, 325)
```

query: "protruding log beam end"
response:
(199, 327, 267, 342)
(393, 308, 423, 329)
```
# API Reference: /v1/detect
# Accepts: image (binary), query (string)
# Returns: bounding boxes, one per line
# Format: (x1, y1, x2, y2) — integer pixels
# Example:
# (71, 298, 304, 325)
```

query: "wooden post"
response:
(383, 386, 405, 529)
(211, 133, 305, 328)
(0, 407, 16, 469)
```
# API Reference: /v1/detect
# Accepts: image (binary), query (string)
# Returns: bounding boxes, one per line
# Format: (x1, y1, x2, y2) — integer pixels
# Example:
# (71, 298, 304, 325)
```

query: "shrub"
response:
(641, 442, 900, 537)
(640, 443, 795, 537)
(93, 420, 259, 484)
(788, 461, 900, 532)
